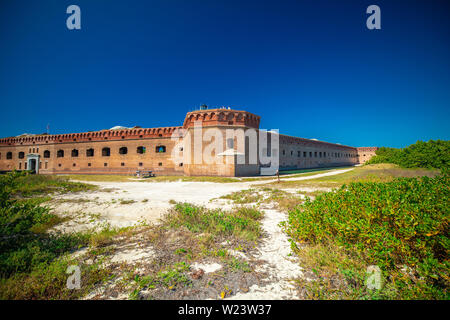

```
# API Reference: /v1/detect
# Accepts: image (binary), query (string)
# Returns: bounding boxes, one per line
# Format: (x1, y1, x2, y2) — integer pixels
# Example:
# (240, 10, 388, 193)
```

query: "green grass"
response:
(220, 189, 260, 204)
(219, 187, 305, 212)
(263, 164, 440, 189)
(283, 172, 449, 299)
(279, 166, 353, 176)
(0, 255, 111, 300)
(119, 199, 136, 205)
(316, 164, 439, 182)
(128, 261, 192, 299)
(2, 171, 96, 197)
(165, 203, 263, 242)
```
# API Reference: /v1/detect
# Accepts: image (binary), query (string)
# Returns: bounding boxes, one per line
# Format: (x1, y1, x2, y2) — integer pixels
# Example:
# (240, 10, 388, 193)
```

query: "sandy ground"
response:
(52, 167, 353, 299)
(50, 167, 353, 232)
(50, 181, 246, 232)
(226, 207, 304, 300)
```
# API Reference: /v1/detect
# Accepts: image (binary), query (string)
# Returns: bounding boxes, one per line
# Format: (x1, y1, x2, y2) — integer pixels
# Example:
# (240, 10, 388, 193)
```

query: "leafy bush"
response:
(0, 171, 107, 299)
(0, 257, 109, 300)
(285, 173, 449, 299)
(0, 170, 96, 197)
(367, 140, 449, 169)
(0, 172, 91, 277)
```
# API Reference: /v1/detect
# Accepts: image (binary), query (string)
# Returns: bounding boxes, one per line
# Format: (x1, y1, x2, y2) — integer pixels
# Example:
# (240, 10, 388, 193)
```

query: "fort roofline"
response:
(278, 133, 357, 150)
(0, 126, 184, 146)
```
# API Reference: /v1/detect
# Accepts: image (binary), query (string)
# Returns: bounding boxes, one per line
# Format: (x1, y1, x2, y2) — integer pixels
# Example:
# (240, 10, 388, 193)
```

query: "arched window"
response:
(102, 147, 111, 157)
(119, 147, 128, 155)
(86, 148, 94, 157)
(7, 152, 13, 159)
(72, 149, 79, 157)
(18, 152, 25, 159)
(136, 146, 145, 154)
(156, 146, 166, 153)
(44, 150, 50, 158)
(57, 150, 64, 158)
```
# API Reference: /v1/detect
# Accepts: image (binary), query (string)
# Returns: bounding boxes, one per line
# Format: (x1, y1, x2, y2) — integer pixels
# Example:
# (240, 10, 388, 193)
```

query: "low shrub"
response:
(0, 171, 108, 299)
(0, 171, 96, 197)
(165, 203, 262, 241)
(285, 172, 449, 299)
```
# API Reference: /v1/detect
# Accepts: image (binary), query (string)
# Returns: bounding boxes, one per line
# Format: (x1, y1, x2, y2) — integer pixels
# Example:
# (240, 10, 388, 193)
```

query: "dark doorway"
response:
(29, 159, 37, 173)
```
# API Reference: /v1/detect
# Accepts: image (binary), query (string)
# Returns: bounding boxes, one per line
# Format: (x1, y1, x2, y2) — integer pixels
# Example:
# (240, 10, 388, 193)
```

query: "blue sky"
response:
(0, 0, 449, 148)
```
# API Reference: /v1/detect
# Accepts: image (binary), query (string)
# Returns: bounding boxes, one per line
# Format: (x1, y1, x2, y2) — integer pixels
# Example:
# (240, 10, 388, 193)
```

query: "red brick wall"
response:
(0, 110, 378, 176)
(356, 147, 378, 163)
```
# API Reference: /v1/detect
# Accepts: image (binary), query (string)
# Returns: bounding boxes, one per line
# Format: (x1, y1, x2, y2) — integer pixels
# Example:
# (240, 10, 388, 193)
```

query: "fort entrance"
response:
(27, 154, 40, 174)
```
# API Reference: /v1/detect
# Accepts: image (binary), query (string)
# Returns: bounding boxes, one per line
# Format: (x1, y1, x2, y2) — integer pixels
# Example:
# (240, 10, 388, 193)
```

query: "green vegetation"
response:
(279, 166, 353, 176)
(128, 262, 192, 299)
(284, 173, 449, 299)
(220, 189, 260, 204)
(3, 171, 96, 197)
(124, 203, 260, 299)
(119, 199, 136, 205)
(0, 171, 126, 299)
(165, 203, 262, 241)
(263, 164, 439, 189)
(263, 188, 304, 211)
(367, 140, 449, 169)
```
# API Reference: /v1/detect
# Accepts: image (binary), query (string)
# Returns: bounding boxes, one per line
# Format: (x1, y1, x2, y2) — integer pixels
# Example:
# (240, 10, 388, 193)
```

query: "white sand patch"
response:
(109, 247, 155, 264)
(191, 262, 223, 274)
(227, 249, 249, 260)
(70, 247, 89, 259)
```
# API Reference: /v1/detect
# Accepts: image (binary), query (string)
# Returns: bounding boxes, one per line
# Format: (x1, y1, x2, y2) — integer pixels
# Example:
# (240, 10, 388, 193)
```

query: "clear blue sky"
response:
(0, 0, 449, 148)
